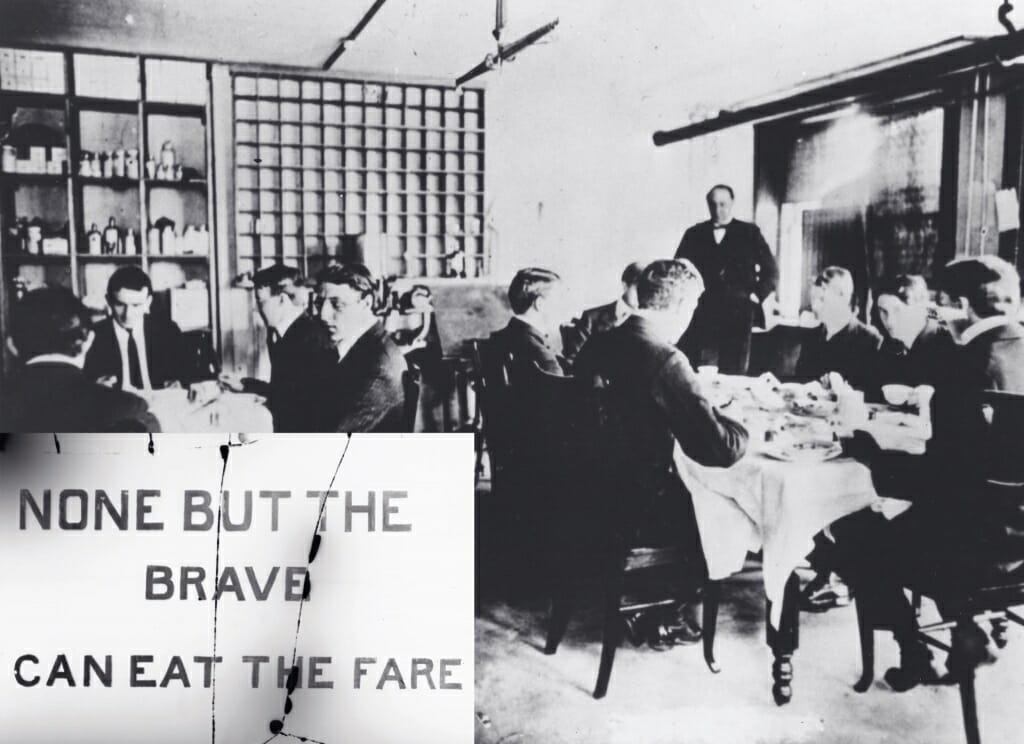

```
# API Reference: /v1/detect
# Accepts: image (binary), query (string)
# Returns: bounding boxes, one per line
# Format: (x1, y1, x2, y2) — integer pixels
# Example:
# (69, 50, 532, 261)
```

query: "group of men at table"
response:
(0, 262, 409, 433)
(489, 185, 1024, 686)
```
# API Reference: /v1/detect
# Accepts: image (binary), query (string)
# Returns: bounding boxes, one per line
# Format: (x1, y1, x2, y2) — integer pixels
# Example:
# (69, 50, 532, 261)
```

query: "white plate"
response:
(760, 441, 844, 463)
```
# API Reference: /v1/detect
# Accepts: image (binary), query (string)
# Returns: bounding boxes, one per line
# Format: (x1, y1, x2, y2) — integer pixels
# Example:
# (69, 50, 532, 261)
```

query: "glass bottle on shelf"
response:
(147, 224, 160, 255)
(160, 222, 177, 255)
(112, 149, 126, 179)
(124, 228, 137, 255)
(126, 149, 140, 179)
(103, 217, 119, 255)
(87, 223, 102, 255)
(196, 224, 210, 255)
(182, 225, 196, 254)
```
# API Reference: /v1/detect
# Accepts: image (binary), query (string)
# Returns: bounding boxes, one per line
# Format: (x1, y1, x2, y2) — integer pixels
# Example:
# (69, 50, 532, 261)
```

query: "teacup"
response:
(881, 384, 913, 406)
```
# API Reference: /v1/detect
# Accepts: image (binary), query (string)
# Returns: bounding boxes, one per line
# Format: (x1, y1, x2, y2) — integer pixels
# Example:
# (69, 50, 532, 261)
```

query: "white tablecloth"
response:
(145, 389, 274, 432)
(675, 374, 922, 627)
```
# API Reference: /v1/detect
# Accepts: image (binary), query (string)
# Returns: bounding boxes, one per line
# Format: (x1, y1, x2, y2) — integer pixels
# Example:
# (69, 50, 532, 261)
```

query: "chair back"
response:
(402, 366, 422, 433)
(469, 338, 517, 477)
(977, 390, 1024, 557)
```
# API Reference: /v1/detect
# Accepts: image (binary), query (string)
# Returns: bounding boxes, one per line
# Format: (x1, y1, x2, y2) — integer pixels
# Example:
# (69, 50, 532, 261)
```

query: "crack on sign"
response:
(210, 438, 231, 744)
(53, 433, 61, 453)
(264, 433, 353, 742)
(148, 433, 155, 455)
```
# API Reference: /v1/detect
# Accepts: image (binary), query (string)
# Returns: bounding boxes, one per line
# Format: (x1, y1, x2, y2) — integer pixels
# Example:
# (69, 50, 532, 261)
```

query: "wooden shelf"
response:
(146, 178, 208, 191)
(77, 175, 138, 190)
(76, 253, 143, 261)
(2, 252, 71, 263)
(0, 91, 66, 109)
(0, 172, 68, 186)
(149, 253, 211, 261)
(71, 95, 139, 114)
(144, 101, 206, 118)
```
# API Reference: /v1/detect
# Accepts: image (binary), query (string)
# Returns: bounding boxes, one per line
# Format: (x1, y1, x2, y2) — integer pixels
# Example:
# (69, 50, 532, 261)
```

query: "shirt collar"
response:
(26, 353, 85, 369)
(274, 309, 303, 339)
(959, 314, 1016, 346)
(613, 298, 633, 325)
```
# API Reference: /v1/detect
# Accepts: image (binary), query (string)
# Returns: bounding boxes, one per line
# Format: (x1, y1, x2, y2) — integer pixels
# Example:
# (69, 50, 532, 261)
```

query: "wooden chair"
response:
(468, 338, 519, 495)
(536, 368, 721, 699)
(853, 390, 1024, 744)
(401, 365, 421, 433)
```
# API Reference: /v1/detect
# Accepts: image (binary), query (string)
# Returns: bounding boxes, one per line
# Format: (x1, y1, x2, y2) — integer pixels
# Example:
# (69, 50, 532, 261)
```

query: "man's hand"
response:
(218, 371, 246, 393)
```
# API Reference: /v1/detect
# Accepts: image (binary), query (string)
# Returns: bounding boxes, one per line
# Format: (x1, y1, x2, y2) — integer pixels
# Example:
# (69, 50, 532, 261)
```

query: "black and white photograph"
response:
(2, 0, 1024, 742)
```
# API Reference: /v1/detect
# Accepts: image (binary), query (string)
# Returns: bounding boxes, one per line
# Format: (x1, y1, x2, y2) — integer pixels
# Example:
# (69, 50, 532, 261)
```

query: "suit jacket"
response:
(864, 319, 1024, 564)
(675, 219, 778, 326)
(561, 300, 628, 365)
(323, 321, 408, 433)
(575, 315, 749, 540)
(84, 315, 185, 388)
(868, 319, 958, 402)
(489, 316, 565, 386)
(794, 318, 883, 390)
(0, 361, 160, 432)
(268, 313, 336, 432)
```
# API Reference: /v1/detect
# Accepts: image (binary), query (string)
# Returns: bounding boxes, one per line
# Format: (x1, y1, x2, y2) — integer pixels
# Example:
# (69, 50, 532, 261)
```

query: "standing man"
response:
(316, 263, 408, 433)
(84, 265, 185, 390)
(219, 264, 335, 432)
(676, 184, 778, 373)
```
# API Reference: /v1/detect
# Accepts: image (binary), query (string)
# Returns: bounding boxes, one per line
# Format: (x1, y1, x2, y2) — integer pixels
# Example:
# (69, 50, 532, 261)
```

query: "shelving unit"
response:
(0, 47, 218, 375)
(231, 73, 486, 280)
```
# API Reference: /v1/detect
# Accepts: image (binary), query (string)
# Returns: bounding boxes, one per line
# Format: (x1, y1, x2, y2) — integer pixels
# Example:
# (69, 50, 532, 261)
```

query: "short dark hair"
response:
(621, 261, 646, 288)
(106, 265, 152, 298)
(940, 256, 1021, 318)
(706, 184, 735, 204)
(875, 274, 929, 306)
(253, 263, 304, 296)
(315, 262, 376, 298)
(507, 267, 560, 315)
(12, 287, 93, 359)
(637, 259, 705, 311)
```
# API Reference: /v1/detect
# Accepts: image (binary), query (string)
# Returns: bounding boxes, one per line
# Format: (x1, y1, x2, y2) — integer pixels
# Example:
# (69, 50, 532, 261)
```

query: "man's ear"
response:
(143, 293, 153, 313)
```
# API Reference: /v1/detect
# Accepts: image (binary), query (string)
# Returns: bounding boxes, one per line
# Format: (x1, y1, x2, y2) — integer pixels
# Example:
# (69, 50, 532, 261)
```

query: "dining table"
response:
(673, 372, 930, 705)
(143, 386, 274, 432)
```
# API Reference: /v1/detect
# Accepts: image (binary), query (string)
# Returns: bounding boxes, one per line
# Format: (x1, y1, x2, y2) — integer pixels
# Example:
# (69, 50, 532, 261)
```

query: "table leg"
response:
(766, 572, 800, 705)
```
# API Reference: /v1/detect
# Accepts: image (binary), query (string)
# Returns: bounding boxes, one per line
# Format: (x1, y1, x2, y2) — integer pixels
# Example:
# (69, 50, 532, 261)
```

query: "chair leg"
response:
(952, 619, 982, 744)
(703, 581, 721, 673)
(544, 594, 572, 655)
(853, 597, 875, 693)
(593, 586, 623, 699)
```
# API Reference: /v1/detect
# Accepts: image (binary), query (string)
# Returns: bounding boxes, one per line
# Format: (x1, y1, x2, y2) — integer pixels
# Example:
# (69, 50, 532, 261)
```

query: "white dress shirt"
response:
(958, 314, 1017, 346)
(113, 321, 153, 391)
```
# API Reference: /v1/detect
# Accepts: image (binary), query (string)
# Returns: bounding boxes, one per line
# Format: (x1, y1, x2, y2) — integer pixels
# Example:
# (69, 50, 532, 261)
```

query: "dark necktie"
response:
(127, 328, 144, 389)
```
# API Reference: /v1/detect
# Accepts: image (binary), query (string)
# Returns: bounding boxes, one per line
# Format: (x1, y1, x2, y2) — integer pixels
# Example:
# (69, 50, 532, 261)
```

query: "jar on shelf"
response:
(145, 158, 157, 180)
(160, 141, 176, 170)
(1, 144, 16, 173)
(126, 149, 140, 179)
(101, 151, 114, 179)
(103, 217, 119, 254)
(87, 223, 102, 255)
(78, 151, 94, 178)
(112, 149, 126, 179)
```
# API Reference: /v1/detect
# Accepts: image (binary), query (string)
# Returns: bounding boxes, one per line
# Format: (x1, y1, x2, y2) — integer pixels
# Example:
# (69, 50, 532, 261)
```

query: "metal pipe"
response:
(322, 0, 389, 69)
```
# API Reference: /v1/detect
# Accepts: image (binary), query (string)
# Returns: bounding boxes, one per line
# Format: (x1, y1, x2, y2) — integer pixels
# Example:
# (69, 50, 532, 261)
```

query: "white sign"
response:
(0, 434, 475, 744)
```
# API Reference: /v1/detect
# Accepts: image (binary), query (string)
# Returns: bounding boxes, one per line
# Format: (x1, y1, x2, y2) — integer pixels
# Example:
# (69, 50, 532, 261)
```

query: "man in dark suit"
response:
(84, 266, 185, 391)
(676, 184, 778, 373)
(489, 267, 567, 385)
(841, 256, 1024, 691)
(576, 259, 749, 648)
(316, 263, 407, 432)
(1, 287, 159, 432)
(870, 273, 959, 398)
(561, 261, 644, 365)
(220, 264, 335, 432)
(794, 266, 882, 390)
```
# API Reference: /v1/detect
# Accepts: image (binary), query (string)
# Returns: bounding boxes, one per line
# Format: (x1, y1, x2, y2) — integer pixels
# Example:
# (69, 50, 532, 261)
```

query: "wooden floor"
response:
(475, 561, 1024, 744)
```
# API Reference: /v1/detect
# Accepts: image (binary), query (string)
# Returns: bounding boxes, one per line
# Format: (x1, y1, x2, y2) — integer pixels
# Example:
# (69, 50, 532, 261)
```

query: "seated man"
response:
(871, 274, 958, 397)
(220, 264, 335, 432)
(561, 261, 645, 364)
(489, 267, 567, 385)
(1, 287, 159, 432)
(316, 263, 408, 432)
(841, 256, 1024, 690)
(797, 266, 882, 609)
(795, 266, 882, 390)
(576, 259, 749, 648)
(84, 266, 185, 390)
